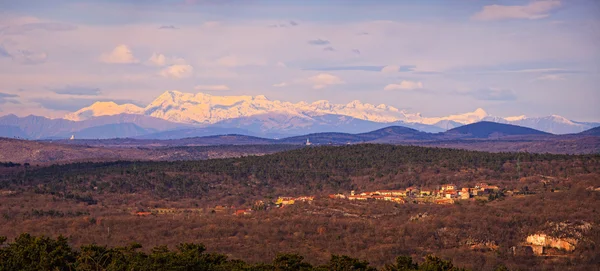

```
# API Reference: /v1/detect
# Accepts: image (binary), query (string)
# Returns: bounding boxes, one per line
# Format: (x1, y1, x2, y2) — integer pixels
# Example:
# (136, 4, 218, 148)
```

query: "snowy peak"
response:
(65, 101, 144, 121)
(505, 115, 526, 121)
(62, 90, 598, 134)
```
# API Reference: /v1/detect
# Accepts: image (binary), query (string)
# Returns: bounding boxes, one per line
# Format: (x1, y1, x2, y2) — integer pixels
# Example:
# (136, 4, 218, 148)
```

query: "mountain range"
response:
(1, 90, 598, 139)
(2, 122, 598, 164)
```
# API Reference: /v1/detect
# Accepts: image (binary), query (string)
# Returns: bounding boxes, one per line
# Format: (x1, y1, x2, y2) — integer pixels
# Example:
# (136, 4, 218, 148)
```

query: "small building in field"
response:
(441, 184, 457, 191)
(435, 198, 455, 205)
(420, 190, 432, 196)
(135, 211, 152, 216)
(234, 209, 252, 216)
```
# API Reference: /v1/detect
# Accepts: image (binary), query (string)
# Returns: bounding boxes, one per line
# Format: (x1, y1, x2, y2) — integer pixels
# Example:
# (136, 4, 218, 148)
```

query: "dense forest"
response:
(0, 144, 599, 270)
(0, 233, 472, 271)
(1, 145, 598, 203)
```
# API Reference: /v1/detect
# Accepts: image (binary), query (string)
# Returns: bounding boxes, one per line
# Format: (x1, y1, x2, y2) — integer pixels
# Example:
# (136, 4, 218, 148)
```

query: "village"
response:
(132, 183, 504, 217)
(329, 182, 502, 205)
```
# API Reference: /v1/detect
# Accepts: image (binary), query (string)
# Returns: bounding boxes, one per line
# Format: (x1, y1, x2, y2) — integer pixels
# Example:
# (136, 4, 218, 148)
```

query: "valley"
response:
(1, 144, 599, 270)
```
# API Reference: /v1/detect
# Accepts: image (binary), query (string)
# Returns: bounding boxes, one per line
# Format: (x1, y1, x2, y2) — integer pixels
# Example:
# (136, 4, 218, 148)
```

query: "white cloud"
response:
(159, 64, 194, 79)
(276, 61, 286, 68)
(308, 73, 344, 89)
(381, 65, 400, 73)
(272, 82, 288, 87)
(537, 74, 565, 81)
(99, 44, 138, 64)
(215, 55, 266, 67)
(194, 84, 230, 91)
(146, 52, 167, 66)
(472, 0, 561, 21)
(145, 52, 187, 67)
(384, 80, 424, 90)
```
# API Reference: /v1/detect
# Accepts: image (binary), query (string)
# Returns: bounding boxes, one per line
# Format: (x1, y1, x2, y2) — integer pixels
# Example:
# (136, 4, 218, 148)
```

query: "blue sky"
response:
(0, 0, 599, 121)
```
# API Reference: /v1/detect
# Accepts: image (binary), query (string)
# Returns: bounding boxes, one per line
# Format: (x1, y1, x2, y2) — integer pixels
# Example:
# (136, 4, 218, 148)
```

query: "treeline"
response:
(0, 162, 21, 167)
(0, 233, 472, 271)
(1, 144, 598, 202)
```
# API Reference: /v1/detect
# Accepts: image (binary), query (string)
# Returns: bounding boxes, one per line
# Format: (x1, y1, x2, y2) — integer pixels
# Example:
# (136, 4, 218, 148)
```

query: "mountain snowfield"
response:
(64, 90, 596, 135)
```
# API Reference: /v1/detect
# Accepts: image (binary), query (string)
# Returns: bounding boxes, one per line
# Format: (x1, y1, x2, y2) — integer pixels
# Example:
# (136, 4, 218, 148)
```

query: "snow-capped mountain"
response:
(62, 90, 598, 135)
(66, 90, 489, 125)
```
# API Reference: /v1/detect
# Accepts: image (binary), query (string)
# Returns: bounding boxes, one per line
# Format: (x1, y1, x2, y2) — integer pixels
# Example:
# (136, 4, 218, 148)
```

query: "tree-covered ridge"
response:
(0, 233, 472, 271)
(1, 144, 598, 202)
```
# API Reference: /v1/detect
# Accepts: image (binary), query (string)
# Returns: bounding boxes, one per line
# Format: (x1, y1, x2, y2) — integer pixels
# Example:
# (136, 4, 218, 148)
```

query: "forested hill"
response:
(3, 144, 597, 204)
(445, 121, 550, 138)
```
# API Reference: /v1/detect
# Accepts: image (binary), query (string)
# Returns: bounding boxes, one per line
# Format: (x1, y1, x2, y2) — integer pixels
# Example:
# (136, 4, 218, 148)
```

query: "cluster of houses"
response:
(329, 183, 501, 205)
(275, 196, 315, 207)
(133, 183, 502, 217)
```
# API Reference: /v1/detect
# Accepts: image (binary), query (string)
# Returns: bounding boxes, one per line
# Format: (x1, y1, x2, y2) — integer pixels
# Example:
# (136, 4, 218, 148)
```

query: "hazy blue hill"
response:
(279, 125, 429, 144)
(138, 127, 257, 140)
(445, 121, 550, 138)
(0, 114, 187, 139)
(578, 126, 600, 136)
(0, 125, 29, 139)
(71, 123, 153, 139)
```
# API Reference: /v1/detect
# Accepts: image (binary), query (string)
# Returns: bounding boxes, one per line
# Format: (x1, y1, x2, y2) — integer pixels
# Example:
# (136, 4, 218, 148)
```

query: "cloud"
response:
(305, 66, 384, 72)
(289, 21, 298, 26)
(0, 45, 48, 64)
(381, 65, 400, 73)
(468, 88, 517, 101)
(0, 93, 18, 98)
(384, 80, 424, 91)
(146, 52, 167, 66)
(472, 0, 562, 21)
(0, 92, 19, 104)
(13, 50, 48, 64)
(51, 86, 101, 96)
(0, 45, 10, 57)
(381, 65, 417, 73)
(272, 82, 288, 87)
(159, 64, 194, 79)
(323, 46, 335, 52)
(159, 25, 178, 29)
(307, 39, 330, 46)
(308, 73, 344, 89)
(0, 22, 77, 35)
(351, 49, 361, 55)
(99, 44, 138, 64)
(194, 84, 230, 91)
(214, 55, 265, 67)
(537, 74, 564, 81)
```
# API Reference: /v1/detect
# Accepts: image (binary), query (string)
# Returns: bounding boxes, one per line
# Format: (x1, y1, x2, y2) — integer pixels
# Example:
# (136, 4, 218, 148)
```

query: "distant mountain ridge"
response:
(2, 91, 599, 139)
(0, 114, 188, 139)
(60, 90, 598, 135)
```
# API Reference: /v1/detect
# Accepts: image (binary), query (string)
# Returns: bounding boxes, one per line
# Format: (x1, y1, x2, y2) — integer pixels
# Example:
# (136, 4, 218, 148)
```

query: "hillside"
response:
(71, 123, 153, 139)
(445, 121, 550, 138)
(0, 137, 299, 164)
(579, 126, 600, 136)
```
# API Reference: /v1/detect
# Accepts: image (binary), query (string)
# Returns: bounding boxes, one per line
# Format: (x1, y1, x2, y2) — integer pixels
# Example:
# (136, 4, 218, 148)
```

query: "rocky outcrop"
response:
(526, 234, 577, 255)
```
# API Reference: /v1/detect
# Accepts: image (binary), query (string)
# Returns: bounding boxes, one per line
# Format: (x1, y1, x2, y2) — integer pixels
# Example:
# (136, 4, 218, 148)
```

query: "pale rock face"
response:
(526, 233, 577, 253)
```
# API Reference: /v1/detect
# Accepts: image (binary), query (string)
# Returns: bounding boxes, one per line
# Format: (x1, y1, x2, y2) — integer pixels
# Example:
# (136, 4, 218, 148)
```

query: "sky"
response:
(0, 0, 599, 121)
